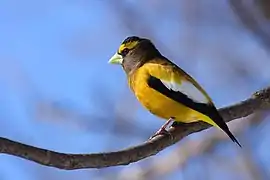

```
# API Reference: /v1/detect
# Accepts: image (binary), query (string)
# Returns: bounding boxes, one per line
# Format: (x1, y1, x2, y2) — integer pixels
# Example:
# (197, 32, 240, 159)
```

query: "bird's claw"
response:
(149, 128, 172, 140)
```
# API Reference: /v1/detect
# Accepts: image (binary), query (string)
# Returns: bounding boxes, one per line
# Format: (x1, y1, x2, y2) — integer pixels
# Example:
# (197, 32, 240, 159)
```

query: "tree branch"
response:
(117, 112, 268, 180)
(1, 87, 270, 170)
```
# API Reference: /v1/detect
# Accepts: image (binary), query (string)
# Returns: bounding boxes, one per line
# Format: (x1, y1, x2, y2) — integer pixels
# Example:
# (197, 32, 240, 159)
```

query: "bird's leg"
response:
(171, 121, 189, 127)
(149, 118, 174, 140)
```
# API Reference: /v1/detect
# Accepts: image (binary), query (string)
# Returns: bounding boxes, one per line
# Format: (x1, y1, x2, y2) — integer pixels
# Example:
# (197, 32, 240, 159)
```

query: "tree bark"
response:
(0, 87, 270, 170)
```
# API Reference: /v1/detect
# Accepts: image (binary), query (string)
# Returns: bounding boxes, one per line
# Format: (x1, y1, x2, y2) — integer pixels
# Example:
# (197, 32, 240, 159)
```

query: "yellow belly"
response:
(128, 63, 217, 127)
(133, 79, 207, 123)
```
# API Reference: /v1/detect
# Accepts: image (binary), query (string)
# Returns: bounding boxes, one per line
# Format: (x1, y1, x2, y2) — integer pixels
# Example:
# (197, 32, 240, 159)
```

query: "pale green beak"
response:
(108, 53, 123, 64)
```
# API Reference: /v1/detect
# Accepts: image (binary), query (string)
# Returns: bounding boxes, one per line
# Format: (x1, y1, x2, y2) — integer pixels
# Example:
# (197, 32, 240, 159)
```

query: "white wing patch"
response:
(160, 79, 209, 104)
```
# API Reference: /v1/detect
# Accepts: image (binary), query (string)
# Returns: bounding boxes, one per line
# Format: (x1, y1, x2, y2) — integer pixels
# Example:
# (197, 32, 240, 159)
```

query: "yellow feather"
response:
(118, 41, 139, 54)
(129, 61, 220, 127)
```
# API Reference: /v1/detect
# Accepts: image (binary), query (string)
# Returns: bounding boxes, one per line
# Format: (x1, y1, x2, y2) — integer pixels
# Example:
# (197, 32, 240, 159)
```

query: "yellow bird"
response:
(108, 36, 241, 147)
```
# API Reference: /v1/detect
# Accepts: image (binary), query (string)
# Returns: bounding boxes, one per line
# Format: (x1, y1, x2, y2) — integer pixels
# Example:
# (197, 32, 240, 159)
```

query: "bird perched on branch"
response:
(108, 36, 241, 147)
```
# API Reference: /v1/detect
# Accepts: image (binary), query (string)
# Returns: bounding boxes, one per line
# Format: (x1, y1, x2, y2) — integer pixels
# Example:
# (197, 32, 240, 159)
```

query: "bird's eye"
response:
(121, 48, 130, 56)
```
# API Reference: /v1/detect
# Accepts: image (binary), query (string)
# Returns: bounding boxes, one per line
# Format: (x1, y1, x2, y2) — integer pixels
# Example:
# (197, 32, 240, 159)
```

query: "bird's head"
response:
(108, 36, 161, 73)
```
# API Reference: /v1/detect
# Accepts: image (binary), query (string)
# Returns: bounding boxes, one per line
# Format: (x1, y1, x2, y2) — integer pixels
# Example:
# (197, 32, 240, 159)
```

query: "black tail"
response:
(210, 109, 242, 148)
(222, 125, 242, 148)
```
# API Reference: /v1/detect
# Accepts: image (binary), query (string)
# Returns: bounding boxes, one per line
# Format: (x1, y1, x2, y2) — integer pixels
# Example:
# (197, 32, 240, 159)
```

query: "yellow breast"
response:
(128, 65, 208, 123)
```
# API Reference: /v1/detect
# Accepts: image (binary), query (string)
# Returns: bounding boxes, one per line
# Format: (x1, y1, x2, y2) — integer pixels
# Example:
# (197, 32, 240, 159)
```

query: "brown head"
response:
(108, 36, 162, 74)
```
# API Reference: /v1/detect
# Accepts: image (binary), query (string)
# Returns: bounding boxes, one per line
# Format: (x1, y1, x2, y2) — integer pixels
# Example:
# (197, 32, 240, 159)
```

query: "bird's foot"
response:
(149, 118, 174, 140)
(149, 128, 171, 140)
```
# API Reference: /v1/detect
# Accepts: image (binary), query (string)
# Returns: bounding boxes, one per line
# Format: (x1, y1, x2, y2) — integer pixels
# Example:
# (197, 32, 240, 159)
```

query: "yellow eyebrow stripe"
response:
(118, 41, 139, 53)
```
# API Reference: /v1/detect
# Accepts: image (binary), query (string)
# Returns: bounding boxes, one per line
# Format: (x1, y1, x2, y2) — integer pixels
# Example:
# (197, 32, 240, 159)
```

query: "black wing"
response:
(147, 75, 216, 118)
(147, 75, 241, 147)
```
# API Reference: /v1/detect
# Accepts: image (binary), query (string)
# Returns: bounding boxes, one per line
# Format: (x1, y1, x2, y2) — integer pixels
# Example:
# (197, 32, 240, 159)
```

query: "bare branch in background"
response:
(255, 0, 270, 20)
(0, 86, 269, 170)
(229, 0, 270, 50)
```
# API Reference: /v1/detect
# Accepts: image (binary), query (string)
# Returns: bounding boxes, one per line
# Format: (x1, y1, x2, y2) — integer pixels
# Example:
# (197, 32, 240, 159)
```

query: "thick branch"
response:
(1, 87, 270, 170)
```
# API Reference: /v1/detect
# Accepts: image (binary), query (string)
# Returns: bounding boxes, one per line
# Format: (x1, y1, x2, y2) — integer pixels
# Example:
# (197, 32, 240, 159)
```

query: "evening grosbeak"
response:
(108, 36, 241, 147)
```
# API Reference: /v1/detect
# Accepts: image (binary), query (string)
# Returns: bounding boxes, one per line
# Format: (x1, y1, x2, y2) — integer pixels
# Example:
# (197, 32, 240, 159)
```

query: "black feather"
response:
(122, 36, 142, 44)
(147, 75, 241, 147)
